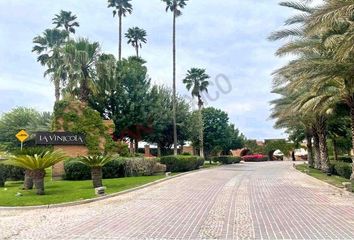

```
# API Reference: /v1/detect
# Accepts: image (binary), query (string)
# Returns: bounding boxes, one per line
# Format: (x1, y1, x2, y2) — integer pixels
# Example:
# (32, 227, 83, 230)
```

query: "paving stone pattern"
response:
(1, 162, 353, 239)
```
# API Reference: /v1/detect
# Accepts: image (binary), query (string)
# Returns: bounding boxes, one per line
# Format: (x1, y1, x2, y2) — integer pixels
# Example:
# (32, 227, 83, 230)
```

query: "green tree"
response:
(145, 86, 191, 156)
(202, 107, 231, 158)
(0, 108, 51, 150)
(52, 10, 80, 36)
(125, 27, 147, 57)
(63, 38, 100, 102)
(90, 54, 122, 119)
(183, 68, 209, 158)
(112, 57, 151, 152)
(32, 29, 68, 102)
(162, 0, 188, 156)
(108, 0, 133, 61)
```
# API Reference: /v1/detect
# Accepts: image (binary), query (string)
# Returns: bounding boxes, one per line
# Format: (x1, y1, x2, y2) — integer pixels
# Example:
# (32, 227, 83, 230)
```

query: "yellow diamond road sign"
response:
(16, 130, 29, 143)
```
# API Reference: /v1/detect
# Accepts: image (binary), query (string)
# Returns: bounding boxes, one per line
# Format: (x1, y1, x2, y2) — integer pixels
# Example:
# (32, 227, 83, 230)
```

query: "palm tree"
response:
(125, 27, 147, 57)
(63, 38, 100, 102)
(32, 29, 68, 102)
(2, 151, 67, 195)
(108, 0, 133, 61)
(162, 0, 188, 156)
(183, 68, 209, 158)
(77, 155, 113, 188)
(53, 10, 80, 36)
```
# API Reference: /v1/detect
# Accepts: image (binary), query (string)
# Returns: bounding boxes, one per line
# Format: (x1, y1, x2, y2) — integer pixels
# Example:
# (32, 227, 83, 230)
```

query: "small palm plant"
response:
(2, 151, 67, 195)
(77, 155, 114, 188)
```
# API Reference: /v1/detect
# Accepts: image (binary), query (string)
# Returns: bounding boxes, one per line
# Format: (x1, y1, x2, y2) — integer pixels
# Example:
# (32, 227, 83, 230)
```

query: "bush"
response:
(64, 157, 165, 180)
(102, 159, 126, 179)
(242, 154, 268, 162)
(213, 156, 241, 165)
(160, 155, 204, 172)
(0, 164, 25, 187)
(64, 160, 91, 180)
(125, 158, 166, 176)
(333, 162, 352, 179)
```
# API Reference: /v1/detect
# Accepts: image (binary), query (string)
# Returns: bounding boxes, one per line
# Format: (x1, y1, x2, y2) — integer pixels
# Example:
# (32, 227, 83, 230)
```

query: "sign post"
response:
(15, 130, 29, 151)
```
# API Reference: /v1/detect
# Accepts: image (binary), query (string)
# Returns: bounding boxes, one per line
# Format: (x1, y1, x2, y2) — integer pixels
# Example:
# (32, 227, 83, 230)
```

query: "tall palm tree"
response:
(125, 27, 147, 57)
(162, 0, 188, 156)
(2, 151, 67, 195)
(53, 10, 80, 35)
(108, 0, 133, 61)
(32, 29, 68, 102)
(183, 68, 209, 158)
(63, 38, 100, 102)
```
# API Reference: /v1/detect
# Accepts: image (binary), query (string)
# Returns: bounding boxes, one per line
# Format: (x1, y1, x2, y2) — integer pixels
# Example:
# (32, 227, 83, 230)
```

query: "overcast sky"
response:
(0, 0, 304, 140)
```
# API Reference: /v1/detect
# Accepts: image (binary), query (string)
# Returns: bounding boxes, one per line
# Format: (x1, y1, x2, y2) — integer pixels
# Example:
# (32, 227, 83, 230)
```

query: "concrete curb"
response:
(0, 165, 221, 211)
(292, 162, 353, 196)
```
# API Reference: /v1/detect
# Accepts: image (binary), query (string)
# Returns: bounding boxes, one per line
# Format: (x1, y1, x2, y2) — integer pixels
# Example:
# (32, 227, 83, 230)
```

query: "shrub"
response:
(213, 156, 241, 165)
(64, 157, 165, 180)
(65, 159, 125, 180)
(333, 162, 352, 179)
(124, 158, 163, 177)
(103, 159, 126, 179)
(0, 162, 27, 187)
(242, 154, 268, 162)
(64, 160, 91, 180)
(116, 142, 130, 157)
(160, 155, 204, 172)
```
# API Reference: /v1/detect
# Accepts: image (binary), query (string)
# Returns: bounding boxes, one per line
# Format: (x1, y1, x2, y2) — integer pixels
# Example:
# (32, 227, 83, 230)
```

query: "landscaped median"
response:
(0, 173, 165, 207)
(295, 163, 353, 192)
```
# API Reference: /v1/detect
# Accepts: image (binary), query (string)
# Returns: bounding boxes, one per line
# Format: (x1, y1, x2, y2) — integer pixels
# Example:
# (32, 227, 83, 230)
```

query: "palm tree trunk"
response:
(172, 10, 178, 156)
(198, 99, 205, 159)
(91, 167, 103, 188)
(54, 78, 60, 102)
(313, 129, 321, 169)
(136, 45, 139, 57)
(305, 129, 314, 168)
(23, 170, 33, 190)
(119, 14, 122, 61)
(349, 105, 354, 180)
(317, 116, 329, 173)
(31, 169, 45, 195)
(80, 75, 89, 102)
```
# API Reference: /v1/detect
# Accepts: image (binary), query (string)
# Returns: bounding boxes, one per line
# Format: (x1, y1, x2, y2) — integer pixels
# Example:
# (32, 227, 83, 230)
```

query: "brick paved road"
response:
(1, 162, 354, 240)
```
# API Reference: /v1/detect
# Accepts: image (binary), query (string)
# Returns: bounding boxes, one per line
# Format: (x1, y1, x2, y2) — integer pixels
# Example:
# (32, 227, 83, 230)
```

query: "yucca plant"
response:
(77, 155, 114, 188)
(2, 151, 67, 195)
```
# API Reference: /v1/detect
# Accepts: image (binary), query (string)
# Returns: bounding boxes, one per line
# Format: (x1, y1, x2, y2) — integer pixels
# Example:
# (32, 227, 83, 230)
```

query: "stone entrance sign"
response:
(35, 132, 85, 145)
(35, 132, 88, 180)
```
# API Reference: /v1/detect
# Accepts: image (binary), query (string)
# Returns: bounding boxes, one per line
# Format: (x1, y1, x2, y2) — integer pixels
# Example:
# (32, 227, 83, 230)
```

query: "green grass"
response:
(202, 162, 221, 169)
(0, 172, 165, 207)
(296, 164, 352, 191)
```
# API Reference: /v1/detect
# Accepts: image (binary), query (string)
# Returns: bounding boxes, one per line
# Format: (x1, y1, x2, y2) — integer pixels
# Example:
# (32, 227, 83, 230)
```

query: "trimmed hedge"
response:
(160, 155, 204, 172)
(329, 156, 352, 163)
(328, 161, 352, 179)
(0, 164, 25, 187)
(242, 154, 268, 162)
(64, 157, 164, 180)
(334, 162, 352, 179)
(213, 156, 241, 165)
